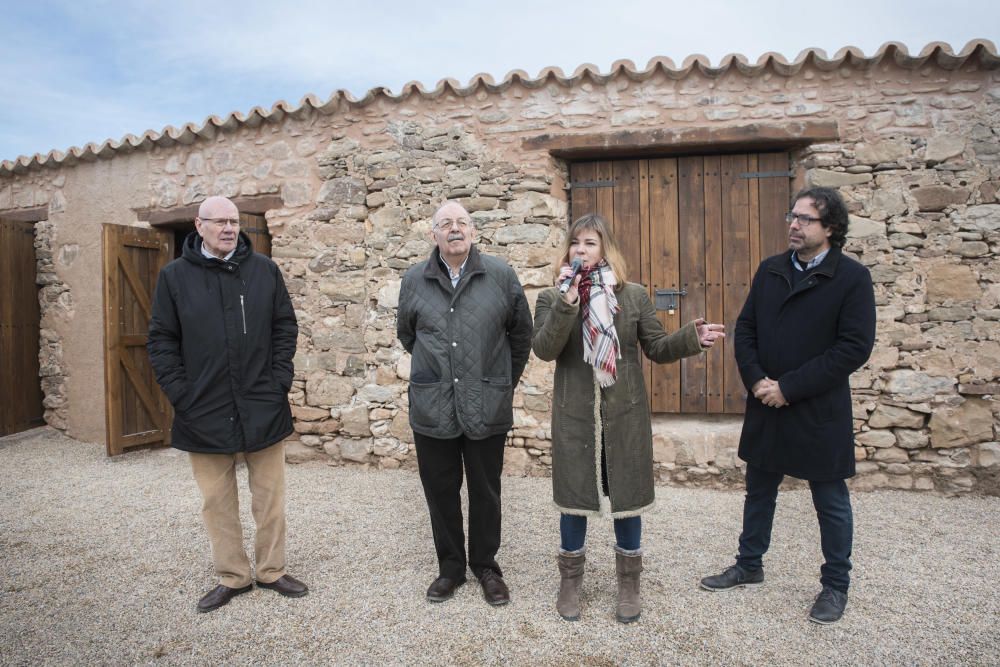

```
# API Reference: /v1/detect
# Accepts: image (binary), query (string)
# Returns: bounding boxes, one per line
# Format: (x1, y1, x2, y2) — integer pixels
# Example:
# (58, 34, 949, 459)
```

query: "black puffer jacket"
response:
(148, 231, 297, 453)
(397, 245, 532, 440)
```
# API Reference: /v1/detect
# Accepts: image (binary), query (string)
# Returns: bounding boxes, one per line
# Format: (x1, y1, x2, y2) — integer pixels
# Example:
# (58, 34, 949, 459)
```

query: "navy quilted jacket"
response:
(397, 245, 532, 440)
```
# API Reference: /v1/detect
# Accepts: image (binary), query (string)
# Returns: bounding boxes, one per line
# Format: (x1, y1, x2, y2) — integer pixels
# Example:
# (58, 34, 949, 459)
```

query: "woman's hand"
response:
(694, 318, 726, 348)
(558, 265, 582, 305)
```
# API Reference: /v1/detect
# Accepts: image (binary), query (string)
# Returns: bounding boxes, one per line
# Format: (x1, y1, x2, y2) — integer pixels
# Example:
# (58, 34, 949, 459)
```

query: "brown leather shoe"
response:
(426, 576, 466, 602)
(257, 574, 309, 598)
(197, 584, 252, 613)
(479, 570, 510, 606)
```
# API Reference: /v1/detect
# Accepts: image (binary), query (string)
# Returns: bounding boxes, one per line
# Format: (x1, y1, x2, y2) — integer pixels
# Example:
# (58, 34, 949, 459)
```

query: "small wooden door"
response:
(0, 218, 44, 436)
(240, 212, 270, 256)
(569, 153, 791, 414)
(102, 225, 174, 455)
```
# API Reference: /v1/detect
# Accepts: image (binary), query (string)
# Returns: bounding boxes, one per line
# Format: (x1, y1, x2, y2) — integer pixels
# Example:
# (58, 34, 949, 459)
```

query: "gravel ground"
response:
(1, 427, 998, 666)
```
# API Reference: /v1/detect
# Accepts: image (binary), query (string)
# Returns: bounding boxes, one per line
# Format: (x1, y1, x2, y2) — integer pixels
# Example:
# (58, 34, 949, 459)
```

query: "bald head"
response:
(195, 196, 241, 259)
(198, 196, 239, 220)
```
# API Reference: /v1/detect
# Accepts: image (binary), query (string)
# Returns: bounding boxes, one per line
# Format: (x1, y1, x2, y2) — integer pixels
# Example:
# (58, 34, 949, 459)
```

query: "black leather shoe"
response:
(197, 584, 252, 613)
(426, 576, 466, 602)
(808, 585, 848, 624)
(257, 574, 309, 598)
(699, 565, 764, 592)
(479, 570, 510, 606)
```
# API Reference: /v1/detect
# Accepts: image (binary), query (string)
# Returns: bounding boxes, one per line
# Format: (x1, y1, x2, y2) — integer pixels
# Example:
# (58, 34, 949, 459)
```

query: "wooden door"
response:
(569, 152, 791, 414)
(102, 225, 174, 454)
(0, 218, 44, 436)
(240, 213, 270, 256)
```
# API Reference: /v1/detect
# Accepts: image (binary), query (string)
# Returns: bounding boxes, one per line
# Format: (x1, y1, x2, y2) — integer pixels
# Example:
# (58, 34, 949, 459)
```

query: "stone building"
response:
(1, 40, 998, 494)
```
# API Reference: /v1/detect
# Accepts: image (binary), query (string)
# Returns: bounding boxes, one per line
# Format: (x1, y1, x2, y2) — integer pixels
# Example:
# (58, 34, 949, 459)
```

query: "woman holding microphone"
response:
(531, 213, 725, 623)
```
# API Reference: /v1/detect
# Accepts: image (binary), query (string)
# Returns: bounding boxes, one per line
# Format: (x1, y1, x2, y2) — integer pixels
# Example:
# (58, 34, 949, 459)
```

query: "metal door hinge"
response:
(566, 180, 614, 189)
(738, 170, 793, 179)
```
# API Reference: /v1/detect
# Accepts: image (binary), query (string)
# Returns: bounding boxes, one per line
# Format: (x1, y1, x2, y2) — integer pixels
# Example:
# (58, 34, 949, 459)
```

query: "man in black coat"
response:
(148, 196, 307, 612)
(700, 187, 876, 625)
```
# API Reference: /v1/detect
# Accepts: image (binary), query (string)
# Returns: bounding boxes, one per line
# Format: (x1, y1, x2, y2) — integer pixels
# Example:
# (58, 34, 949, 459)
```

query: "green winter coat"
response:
(531, 284, 703, 517)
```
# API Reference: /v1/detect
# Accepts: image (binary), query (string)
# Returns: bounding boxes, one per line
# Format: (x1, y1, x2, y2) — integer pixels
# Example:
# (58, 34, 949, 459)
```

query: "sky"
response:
(1, 0, 998, 162)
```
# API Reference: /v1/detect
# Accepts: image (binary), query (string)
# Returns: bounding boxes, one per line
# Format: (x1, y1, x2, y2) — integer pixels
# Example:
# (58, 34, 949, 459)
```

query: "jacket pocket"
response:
(481, 376, 513, 427)
(409, 381, 442, 429)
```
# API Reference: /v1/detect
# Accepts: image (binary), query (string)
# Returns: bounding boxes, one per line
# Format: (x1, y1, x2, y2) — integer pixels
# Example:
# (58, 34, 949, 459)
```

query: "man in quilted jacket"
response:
(397, 201, 532, 607)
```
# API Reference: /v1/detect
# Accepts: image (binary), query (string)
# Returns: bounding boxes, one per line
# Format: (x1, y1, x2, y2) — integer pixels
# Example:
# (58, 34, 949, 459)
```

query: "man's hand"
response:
(753, 377, 788, 408)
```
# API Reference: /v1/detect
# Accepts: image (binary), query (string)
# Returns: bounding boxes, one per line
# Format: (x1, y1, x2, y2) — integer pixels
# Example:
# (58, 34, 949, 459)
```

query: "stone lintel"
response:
(138, 194, 285, 226)
(0, 205, 49, 223)
(523, 121, 840, 159)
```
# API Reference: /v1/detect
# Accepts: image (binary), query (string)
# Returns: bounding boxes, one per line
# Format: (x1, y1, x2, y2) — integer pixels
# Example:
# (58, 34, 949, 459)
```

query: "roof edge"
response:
(2, 39, 997, 178)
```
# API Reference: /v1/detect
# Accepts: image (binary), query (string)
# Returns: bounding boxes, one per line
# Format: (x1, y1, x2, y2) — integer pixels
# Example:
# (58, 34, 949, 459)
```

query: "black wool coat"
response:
(148, 232, 298, 453)
(735, 248, 876, 481)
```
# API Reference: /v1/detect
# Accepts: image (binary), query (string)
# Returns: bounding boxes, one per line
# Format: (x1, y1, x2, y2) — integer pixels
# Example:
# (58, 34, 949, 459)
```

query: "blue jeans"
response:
(736, 464, 853, 593)
(560, 513, 641, 552)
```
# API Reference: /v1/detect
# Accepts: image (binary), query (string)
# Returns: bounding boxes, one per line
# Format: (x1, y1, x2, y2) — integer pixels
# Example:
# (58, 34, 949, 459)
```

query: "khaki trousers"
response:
(189, 442, 287, 588)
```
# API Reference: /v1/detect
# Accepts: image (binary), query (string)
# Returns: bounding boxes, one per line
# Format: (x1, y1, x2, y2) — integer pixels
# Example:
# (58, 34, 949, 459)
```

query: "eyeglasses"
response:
(434, 218, 471, 231)
(200, 217, 240, 228)
(785, 212, 822, 227)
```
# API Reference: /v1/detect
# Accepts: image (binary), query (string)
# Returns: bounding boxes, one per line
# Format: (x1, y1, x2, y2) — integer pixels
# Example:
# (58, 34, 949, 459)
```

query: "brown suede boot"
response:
(556, 550, 586, 621)
(615, 548, 643, 623)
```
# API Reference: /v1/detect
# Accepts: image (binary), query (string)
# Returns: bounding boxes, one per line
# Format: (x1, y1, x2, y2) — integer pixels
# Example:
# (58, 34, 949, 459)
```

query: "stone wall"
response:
(1, 46, 998, 492)
(34, 219, 72, 430)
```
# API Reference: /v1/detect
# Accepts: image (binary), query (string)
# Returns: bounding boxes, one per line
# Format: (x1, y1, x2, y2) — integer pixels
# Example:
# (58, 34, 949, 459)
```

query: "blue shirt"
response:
(792, 248, 829, 272)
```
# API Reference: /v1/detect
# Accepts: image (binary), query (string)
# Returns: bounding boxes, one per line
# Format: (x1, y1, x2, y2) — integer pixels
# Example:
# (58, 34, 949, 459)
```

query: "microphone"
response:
(559, 258, 583, 294)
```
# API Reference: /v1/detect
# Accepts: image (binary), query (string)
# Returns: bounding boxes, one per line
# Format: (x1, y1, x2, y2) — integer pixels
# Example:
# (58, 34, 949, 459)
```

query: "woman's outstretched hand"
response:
(694, 318, 726, 348)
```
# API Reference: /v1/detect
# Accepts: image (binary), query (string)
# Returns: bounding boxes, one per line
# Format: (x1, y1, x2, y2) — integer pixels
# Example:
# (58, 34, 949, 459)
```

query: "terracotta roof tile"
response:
(2, 40, 997, 177)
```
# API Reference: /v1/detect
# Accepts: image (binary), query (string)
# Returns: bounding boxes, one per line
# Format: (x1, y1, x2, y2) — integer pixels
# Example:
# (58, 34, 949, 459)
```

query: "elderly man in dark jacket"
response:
(700, 187, 875, 625)
(397, 200, 532, 607)
(148, 195, 307, 613)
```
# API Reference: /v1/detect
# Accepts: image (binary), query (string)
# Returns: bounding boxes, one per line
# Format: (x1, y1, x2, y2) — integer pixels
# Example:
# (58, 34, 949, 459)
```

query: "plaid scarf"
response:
(578, 261, 621, 387)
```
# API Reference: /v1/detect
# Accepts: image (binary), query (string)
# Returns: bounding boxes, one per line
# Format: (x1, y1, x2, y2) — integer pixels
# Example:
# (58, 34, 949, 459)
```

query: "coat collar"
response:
(422, 244, 485, 287)
(182, 230, 253, 269)
(768, 246, 842, 280)
(766, 246, 843, 299)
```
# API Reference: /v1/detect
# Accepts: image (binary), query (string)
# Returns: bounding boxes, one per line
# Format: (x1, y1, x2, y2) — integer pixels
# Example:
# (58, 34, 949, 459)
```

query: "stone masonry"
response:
(1, 42, 998, 494)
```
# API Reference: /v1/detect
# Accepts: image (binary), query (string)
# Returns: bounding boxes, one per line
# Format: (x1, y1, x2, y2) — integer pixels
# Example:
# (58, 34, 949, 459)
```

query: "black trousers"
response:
(736, 463, 854, 593)
(414, 431, 506, 581)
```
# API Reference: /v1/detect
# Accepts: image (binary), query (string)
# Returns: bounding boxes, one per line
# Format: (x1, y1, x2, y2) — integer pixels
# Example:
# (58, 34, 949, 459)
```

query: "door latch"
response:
(655, 288, 687, 315)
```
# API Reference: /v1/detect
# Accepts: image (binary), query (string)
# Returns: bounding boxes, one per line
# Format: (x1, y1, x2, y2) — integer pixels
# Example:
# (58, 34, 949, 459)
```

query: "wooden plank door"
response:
(240, 213, 270, 256)
(0, 218, 44, 436)
(102, 225, 174, 455)
(569, 152, 791, 415)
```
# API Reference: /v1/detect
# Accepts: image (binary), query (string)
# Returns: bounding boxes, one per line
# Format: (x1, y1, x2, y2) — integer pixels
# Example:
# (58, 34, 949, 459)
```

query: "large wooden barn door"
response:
(569, 153, 791, 414)
(102, 225, 174, 455)
(0, 218, 44, 436)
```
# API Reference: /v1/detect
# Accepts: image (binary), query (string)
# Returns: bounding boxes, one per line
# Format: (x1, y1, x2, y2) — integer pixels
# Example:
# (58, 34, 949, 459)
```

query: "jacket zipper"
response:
(239, 295, 247, 334)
